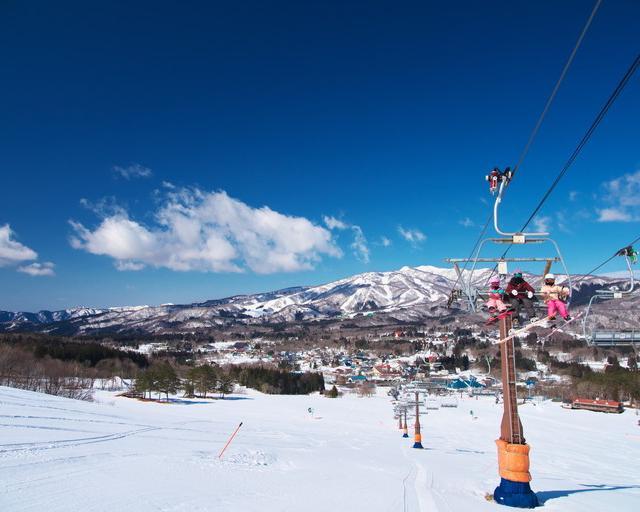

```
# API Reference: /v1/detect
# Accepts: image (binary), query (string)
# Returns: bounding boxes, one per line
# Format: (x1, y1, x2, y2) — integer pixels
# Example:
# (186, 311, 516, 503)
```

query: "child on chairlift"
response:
(541, 273, 571, 321)
(485, 276, 510, 322)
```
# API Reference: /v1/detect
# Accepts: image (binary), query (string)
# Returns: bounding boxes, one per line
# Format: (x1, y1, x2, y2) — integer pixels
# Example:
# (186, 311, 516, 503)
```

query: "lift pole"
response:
(499, 316, 523, 444)
(493, 315, 538, 507)
(413, 391, 423, 449)
(403, 408, 409, 438)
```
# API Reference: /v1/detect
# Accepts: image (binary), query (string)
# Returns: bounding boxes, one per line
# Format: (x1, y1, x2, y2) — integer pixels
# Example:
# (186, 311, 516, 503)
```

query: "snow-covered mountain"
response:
(0, 265, 635, 335)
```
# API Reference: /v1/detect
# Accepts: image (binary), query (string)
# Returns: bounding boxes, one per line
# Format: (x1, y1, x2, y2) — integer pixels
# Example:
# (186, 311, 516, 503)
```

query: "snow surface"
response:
(1, 386, 639, 511)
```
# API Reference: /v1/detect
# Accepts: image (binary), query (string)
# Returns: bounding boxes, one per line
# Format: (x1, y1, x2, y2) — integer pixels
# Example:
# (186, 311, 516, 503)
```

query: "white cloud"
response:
(350, 226, 370, 263)
(18, 262, 55, 277)
(0, 224, 38, 266)
(323, 215, 369, 263)
(112, 163, 153, 180)
(597, 208, 633, 222)
(459, 217, 475, 228)
(597, 170, 640, 222)
(71, 188, 342, 274)
(380, 236, 392, 247)
(0, 224, 54, 276)
(398, 226, 426, 246)
(569, 191, 579, 202)
(532, 215, 551, 233)
(323, 215, 348, 230)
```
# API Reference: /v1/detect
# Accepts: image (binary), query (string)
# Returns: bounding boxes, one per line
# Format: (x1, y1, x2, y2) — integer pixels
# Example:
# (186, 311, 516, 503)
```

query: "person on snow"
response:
(541, 273, 571, 321)
(485, 276, 509, 321)
(506, 270, 537, 323)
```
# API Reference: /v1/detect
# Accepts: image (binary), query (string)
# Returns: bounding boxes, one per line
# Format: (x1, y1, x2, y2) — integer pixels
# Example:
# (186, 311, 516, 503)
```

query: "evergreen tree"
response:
(155, 363, 179, 400)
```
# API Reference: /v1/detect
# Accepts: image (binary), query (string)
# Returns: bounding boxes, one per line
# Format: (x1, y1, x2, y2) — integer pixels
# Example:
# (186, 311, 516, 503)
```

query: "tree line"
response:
(0, 334, 149, 400)
(131, 362, 325, 400)
(228, 365, 325, 395)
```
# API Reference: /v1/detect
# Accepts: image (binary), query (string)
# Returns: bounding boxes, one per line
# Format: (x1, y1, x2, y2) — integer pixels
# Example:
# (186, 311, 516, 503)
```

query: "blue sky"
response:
(1, 0, 639, 311)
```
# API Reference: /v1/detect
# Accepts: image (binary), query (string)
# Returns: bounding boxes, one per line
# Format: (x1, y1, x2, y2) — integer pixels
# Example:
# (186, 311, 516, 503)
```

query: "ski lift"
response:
(582, 248, 639, 346)
(446, 170, 572, 313)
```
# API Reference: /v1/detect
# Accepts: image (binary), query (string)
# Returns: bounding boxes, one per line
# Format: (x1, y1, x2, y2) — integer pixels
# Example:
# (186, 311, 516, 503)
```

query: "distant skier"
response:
(485, 276, 510, 324)
(506, 270, 537, 323)
(541, 273, 571, 321)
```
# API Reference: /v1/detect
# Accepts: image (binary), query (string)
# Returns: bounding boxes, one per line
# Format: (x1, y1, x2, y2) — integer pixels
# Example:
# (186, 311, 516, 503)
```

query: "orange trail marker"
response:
(218, 422, 243, 459)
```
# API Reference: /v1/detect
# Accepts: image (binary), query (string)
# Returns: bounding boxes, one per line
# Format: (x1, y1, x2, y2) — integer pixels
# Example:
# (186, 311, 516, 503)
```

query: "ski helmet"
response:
(513, 269, 523, 277)
(545, 273, 555, 280)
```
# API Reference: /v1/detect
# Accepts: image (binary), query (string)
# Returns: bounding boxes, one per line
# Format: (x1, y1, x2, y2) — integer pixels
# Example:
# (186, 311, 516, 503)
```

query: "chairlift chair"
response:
(446, 175, 572, 313)
(582, 250, 639, 347)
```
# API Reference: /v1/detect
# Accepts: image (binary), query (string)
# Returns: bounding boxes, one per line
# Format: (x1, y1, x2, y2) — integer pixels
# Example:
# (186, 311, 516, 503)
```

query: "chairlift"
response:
(582, 248, 639, 347)
(446, 172, 572, 312)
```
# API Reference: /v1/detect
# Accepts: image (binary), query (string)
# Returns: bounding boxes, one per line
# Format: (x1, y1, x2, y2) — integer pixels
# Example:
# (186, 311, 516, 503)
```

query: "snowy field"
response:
(1, 386, 639, 511)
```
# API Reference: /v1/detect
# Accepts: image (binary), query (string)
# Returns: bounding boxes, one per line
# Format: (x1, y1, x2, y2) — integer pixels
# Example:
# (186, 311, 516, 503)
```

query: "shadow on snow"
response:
(537, 484, 640, 504)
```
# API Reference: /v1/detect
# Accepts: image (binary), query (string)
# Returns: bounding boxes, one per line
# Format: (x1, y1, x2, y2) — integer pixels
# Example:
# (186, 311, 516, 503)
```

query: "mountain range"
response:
(1, 265, 637, 336)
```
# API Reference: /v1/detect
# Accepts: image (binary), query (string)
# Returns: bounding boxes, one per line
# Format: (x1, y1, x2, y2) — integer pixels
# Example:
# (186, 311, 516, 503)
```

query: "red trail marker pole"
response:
(218, 422, 243, 459)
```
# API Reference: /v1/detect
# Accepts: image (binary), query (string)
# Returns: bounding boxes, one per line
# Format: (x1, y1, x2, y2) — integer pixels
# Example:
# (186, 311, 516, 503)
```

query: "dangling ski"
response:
(494, 313, 582, 345)
(537, 312, 584, 344)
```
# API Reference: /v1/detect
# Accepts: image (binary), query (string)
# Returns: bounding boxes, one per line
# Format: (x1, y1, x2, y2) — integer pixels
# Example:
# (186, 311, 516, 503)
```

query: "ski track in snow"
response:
(1, 386, 639, 511)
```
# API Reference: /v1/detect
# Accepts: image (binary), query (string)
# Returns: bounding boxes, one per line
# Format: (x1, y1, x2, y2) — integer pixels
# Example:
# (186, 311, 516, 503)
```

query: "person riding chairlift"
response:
(485, 166, 513, 195)
(541, 273, 571, 321)
(505, 270, 537, 324)
(617, 245, 638, 264)
(485, 276, 509, 322)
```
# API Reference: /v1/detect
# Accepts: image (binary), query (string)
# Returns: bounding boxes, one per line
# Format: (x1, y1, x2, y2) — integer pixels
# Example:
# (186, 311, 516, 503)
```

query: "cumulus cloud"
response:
(70, 188, 342, 273)
(0, 224, 38, 266)
(18, 262, 55, 277)
(323, 215, 369, 263)
(597, 170, 640, 222)
(380, 236, 392, 247)
(0, 224, 53, 276)
(459, 217, 475, 228)
(398, 226, 426, 246)
(112, 163, 153, 180)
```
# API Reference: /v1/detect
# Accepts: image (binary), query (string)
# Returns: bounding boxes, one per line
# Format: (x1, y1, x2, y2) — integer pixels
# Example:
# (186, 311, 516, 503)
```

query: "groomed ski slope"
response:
(1, 386, 639, 511)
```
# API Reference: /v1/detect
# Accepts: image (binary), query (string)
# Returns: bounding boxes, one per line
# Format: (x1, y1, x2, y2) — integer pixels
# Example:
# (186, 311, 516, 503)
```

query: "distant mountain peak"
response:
(0, 265, 634, 336)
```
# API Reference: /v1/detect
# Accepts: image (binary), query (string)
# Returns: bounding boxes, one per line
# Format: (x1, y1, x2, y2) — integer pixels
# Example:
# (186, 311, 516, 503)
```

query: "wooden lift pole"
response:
(493, 315, 538, 507)
(499, 315, 523, 444)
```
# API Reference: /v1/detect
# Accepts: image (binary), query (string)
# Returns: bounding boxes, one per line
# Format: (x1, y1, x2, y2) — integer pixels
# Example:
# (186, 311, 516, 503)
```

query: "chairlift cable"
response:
(486, 52, 640, 284)
(448, 1, 603, 300)
(573, 234, 640, 287)
(517, 52, 640, 232)
(510, 0, 603, 179)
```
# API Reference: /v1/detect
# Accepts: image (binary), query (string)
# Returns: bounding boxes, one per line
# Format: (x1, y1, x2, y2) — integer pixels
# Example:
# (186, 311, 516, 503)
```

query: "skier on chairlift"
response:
(617, 245, 638, 264)
(505, 269, 537, 324)
(485, 276, 510, 324)
(541, 273, 571, 322)
(485, 166, 513, 195)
